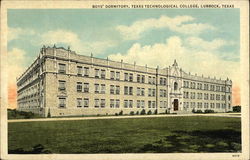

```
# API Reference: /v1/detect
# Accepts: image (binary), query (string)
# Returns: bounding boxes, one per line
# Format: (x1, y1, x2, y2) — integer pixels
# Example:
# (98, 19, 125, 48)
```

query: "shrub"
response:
(147, 110, 152, 115)
(165, 109, 169, 114)
(140, 109, 146, 115)
(136, 111, 139, 115)
(47, 109, 51, 118)
(119, 110, 123, 115)
(195, 110, 203, 113)
(192, 109, 196, 113)
(115, 113, 118, 116)
(130, 111, 134, 115)
(154, 109, 158, 115)
(204, 109, 214, 113)
(233, 106, 241, 112)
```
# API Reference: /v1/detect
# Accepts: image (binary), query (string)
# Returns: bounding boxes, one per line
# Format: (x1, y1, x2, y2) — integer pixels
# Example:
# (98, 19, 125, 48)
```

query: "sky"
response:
(7, 9, 240, 109)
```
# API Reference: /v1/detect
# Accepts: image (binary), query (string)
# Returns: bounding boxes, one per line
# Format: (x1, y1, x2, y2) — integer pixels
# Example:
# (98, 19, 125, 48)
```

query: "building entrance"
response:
(174, 99, 178, 111)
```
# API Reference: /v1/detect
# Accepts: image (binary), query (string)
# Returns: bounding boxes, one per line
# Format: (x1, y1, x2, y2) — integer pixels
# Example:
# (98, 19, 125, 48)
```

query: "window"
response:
(124, 73, 129, 81)
(76, 82, 82, 92)
(116, 86, 120, 95)
(141, 88, 145, 96)
(137, 75, 141, 83)
(110, 99, 115, 108)
(137, 100, 140, 108)
(129, 73, 133, 82)
(148, 101, 152, 108)
(115, 99, 120, 108)
(129, 100, 133, 108)
(101, 99, 105, 108)
(95, 69, 100, 78)
(148, 88, 152, 96)
(58, 63, 66, 74)
(110, 85, 115, 94)
(101, 70, 106, 79)
(77, 98, 82, 107)
(152, 101, 156, 108)
(59, 97, 66, 108)
(137, 87, 141, 96)
(216, 94, 220, 100)
(152, 89, 156, 97)
(129, 87, 133, 95)
(116, 72, 120, 80)
(148, 76, 152, 84)
(141, 75, 145, 83)
(83, 83, 89, 93)
(124, 86, 128, 95)
(110, 71, 115, 80)
(124, 100, 128, 108)
(101, 84, 105, 94)
(160, 101, 164, 108)
(58, 80, 66, 91)
(141, 100, 145, 108)
(84, 98, 89, 107)
(95, 84, 100, 93)
(152, 77, 156, 84)
(84, 67, 89, 77)
(210, 94, 215, 100)
(228, 95, 231, 101)
(77, 66, 83, 76)
(174, 82, 178, 90)
(94, 99, 100, 108)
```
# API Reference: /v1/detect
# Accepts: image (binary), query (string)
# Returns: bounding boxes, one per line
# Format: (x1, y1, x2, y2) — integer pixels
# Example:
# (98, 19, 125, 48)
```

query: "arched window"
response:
(174, 82, 178, 90)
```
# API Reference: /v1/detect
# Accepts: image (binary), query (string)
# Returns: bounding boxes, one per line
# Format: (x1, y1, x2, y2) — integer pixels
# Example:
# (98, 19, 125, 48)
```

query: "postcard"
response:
(0, 0, 249, 160)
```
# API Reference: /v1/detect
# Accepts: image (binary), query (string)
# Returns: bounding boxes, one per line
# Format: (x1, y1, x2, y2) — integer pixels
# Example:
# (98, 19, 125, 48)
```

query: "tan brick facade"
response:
(16, 46, 233, 117)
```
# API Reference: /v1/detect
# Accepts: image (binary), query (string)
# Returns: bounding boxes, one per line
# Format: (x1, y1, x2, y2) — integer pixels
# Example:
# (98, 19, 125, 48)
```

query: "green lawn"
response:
(8, 116, 241, 153)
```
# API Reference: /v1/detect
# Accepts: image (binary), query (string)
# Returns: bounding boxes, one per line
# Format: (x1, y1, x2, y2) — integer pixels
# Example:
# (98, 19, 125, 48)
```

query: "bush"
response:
(119, 110, 123, 115)
(115, 113, 118, 116)
(147, 110, 152, 115)
(154, 109, 158, 115)
(8, 109, 40, 119)
(136, 111, 139, 115)
(233, 106, 241, 112)
(140, 109, 146, 115)
(165, 109, 169, 114)
(195, 110, 203, 113)
(130, 111, 134, 115)
(47, 109, 51, 118)
(204, 109, 214, 113)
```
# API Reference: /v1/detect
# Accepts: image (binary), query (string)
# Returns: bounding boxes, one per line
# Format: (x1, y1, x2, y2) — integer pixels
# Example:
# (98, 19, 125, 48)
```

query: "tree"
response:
(233, 106, 241, 112)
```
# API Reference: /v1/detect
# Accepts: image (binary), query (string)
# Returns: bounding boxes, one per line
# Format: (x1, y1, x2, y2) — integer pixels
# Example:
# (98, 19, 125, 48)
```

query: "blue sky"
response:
(8, 9, 239, 63)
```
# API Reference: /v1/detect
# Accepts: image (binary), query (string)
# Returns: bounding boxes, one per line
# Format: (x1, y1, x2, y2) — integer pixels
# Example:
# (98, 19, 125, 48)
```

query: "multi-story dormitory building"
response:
(16, 46, 233, 117)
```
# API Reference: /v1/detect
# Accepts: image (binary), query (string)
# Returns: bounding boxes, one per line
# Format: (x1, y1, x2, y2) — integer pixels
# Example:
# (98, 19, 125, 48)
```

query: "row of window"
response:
(183, 80, 228, 92)
(183, 92, 228, 101)
(62, 98, 161, 109)
(59, 63, 168, 85)
(183, 102, 230, 109)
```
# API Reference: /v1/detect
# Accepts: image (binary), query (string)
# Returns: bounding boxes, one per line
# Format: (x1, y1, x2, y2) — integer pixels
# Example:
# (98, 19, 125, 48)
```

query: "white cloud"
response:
(185, 37, 235, 51)
(8, 48, 27, 85)
(108, 36, 240, 86)
(39, 29, 116, 55)
(8, 27, 35, 42)
(116, 15, 215, 40)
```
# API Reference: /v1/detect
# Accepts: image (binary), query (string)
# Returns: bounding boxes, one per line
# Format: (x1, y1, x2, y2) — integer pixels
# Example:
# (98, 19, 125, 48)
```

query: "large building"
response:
(16, 46, 232, 117)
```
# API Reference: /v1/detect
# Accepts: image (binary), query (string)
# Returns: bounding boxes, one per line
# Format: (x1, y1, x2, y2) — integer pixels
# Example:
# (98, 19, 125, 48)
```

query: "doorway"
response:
(174, 99, 178, 111)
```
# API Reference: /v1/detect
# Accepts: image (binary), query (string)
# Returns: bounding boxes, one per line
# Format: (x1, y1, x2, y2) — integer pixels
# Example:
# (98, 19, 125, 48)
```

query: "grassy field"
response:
(8, 116, 241, 153)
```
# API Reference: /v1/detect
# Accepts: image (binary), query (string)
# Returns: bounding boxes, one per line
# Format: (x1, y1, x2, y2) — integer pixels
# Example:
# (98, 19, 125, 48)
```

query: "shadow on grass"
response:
(139, 129, 241, 153)
(9, 144, 51, 154)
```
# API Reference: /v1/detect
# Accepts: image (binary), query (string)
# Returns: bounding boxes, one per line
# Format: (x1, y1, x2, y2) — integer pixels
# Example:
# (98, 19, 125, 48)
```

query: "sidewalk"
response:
(8, 113, 241, 123)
